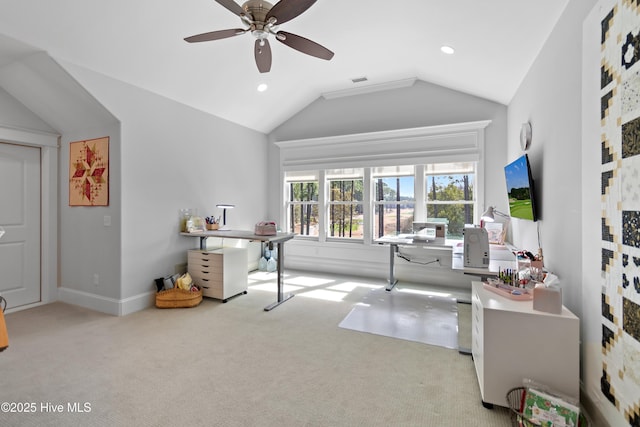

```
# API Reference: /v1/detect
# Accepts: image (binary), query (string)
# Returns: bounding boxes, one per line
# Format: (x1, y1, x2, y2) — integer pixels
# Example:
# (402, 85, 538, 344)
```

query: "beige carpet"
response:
(0, 270, 511, 426)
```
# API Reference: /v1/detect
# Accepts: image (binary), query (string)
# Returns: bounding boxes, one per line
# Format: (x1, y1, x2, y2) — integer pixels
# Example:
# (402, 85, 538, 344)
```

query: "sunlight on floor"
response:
(284, 276, 335, 287)
(328, 281, 383, 292)
(247, 270, 387, 303)
(396, 287, 453, 299)
(296, 289, 346, 302)
(249, 283, 303, 293)
(244, 269, 466, 305)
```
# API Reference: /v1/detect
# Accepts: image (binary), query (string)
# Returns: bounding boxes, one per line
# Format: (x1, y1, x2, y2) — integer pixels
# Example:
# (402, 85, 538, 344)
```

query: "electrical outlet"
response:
(93, 274, 99, 286)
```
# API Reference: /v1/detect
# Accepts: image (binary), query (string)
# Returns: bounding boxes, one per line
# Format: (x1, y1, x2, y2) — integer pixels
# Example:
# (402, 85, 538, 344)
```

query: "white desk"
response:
(181, 230, 295, 311)
(375, 236, 517, 289)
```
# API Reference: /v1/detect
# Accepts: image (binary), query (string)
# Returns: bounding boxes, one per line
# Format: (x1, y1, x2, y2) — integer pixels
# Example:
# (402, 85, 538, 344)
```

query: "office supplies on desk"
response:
(482, 281, 533, 300)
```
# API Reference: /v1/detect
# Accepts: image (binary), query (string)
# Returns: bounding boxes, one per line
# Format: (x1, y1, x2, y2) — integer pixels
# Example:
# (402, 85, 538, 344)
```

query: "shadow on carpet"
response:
(338, 288, 459, 349)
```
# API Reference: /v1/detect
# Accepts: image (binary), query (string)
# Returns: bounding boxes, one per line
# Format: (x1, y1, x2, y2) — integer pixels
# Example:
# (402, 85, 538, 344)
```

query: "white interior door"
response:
(0, 142, 41, 309)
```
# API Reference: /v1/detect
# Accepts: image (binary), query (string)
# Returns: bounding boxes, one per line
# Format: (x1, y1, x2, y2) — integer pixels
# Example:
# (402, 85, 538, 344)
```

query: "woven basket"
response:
(155, 287, 202, 308)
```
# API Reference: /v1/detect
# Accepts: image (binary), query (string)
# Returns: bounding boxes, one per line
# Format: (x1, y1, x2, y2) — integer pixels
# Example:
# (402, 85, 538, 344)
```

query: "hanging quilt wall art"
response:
(69, 136, 109, 206)
(600, 1, 640, 425)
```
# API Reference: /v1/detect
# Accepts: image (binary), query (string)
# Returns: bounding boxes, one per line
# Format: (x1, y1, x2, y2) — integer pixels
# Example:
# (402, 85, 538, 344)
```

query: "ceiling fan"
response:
(184, 0, 334, 73)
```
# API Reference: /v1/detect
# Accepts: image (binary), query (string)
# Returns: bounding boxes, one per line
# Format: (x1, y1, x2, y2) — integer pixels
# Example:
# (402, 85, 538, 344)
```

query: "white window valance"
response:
(275, 120, 491, 171)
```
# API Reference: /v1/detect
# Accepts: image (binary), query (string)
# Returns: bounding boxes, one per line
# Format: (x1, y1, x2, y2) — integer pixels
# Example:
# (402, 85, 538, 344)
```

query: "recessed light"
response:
(257, 83, 268, 92)
(440, 45, 455, 55)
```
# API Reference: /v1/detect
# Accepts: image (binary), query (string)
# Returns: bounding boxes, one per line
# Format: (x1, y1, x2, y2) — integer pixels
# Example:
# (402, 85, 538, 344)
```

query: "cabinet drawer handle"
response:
(202, 264, 209, 268)
(202, 286, 210, 289)
(202, 271, 209, 274)
(202, 278, 209, 281)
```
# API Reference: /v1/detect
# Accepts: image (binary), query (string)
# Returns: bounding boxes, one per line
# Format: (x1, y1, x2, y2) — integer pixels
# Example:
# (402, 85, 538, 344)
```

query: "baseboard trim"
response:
(58, 287, 155, 316)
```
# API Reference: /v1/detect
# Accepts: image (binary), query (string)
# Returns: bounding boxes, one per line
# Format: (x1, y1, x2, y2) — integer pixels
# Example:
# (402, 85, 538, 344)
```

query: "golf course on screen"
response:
(508, 196, 534, 221)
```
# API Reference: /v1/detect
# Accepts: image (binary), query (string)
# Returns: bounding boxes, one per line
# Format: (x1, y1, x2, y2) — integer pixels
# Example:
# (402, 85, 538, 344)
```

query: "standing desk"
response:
(375, 234, 452, 290)
(181, 230, 295, 311)
(376, 235, 517, 289)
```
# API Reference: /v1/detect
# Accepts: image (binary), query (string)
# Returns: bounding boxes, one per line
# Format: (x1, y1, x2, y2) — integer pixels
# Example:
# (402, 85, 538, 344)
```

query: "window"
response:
(327, 169, 364, 239)
(424, 162, 476, 239)
(372, 166, 415, 238)
(278, 121, 489, 243)
(285, 171, 319, 237)
(285, 163, 476, 242)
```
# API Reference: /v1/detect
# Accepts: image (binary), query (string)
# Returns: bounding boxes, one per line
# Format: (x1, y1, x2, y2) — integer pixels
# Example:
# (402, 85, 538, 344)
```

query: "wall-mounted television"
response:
(504, 154, 537, 221)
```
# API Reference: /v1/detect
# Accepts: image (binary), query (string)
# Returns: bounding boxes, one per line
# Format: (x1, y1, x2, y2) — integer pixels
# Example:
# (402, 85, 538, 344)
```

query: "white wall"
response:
(62, 63, 270, 314)
(510, 0, 619, 425)
(0, 52, 122, 313)
(507, 0, 597, 318)
(0, 86, 55, 132)
(58, 124, 122, 305)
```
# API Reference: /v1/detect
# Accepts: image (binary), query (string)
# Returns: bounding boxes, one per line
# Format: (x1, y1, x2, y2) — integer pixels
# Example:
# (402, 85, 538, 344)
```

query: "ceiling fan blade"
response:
(255, 39, 272, 73)
(184, 28, 246, 43)
(276, 31, 334, 60)
(215, 0, 245, 17)
(266, 0, 317, 25)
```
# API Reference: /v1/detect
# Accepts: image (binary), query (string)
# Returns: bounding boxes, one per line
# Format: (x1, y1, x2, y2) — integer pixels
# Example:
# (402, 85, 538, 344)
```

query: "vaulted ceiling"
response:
(0, 0, 570, 133)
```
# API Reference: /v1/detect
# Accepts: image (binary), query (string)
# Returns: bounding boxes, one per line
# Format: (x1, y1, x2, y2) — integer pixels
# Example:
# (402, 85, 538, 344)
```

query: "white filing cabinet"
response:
(188, 248, 248, 302)
(471, 281, 579, 408)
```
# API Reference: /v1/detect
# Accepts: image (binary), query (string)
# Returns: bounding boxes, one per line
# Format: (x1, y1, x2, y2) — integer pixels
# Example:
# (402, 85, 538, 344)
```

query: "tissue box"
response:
(255, 221, 277, 236)
(533, 285, 562, 314)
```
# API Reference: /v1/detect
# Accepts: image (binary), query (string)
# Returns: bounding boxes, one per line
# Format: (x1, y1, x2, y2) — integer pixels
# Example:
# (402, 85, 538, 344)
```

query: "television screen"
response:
(504, 154, 537, 221)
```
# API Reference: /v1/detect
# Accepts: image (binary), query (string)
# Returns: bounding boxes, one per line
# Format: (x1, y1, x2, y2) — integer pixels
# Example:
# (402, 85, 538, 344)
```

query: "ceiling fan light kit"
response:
(185, 0, 334, 73)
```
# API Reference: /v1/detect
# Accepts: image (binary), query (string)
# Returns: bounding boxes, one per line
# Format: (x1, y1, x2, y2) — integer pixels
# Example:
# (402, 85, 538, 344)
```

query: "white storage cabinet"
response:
(471, 281, 579, 408)
(188, 248, 248, 302)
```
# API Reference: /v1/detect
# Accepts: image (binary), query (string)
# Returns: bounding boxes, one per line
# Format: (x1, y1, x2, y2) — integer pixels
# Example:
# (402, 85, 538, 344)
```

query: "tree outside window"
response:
(288, 180, 319, 237)
(373, 172, 415, 238)
(425, 170, 475, 239)
(328, 178, 363, 239)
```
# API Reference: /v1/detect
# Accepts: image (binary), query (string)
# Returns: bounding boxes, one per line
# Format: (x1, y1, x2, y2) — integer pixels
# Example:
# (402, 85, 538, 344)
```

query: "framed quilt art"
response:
(69, 137, 109, 206)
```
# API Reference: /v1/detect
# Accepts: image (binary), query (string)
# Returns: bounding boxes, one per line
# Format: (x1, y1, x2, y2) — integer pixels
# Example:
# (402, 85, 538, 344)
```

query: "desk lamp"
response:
(481, 206, 509, 222)
(216, 204, 235, 230)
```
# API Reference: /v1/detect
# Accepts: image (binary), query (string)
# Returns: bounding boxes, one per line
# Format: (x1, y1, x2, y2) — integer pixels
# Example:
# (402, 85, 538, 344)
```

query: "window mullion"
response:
(415, 165, 426, 225)
(318, 170, 327, 243)
(363, 168, 372, 244)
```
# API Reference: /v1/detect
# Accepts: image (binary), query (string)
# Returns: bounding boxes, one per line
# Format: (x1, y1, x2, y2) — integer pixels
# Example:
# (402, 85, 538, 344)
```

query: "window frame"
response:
(284, 161, 479, 243)
(371, 167, 416, 239)
(326, 173, 365, 241)
(423, 162, 478, 239)
(284, 172, 320, 238)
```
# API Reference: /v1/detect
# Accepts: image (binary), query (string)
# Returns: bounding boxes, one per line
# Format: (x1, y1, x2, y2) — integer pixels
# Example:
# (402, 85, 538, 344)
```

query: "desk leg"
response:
(386, 244, 398, 291)
(264, 241, 295, 311)
(199, 236, 207, 250)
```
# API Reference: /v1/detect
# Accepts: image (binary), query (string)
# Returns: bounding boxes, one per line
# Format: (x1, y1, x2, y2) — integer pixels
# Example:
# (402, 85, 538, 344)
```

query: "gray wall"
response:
(269, 79, 509, 231)
(63, 62, 270, 310)
(0, 49, 270, 315)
